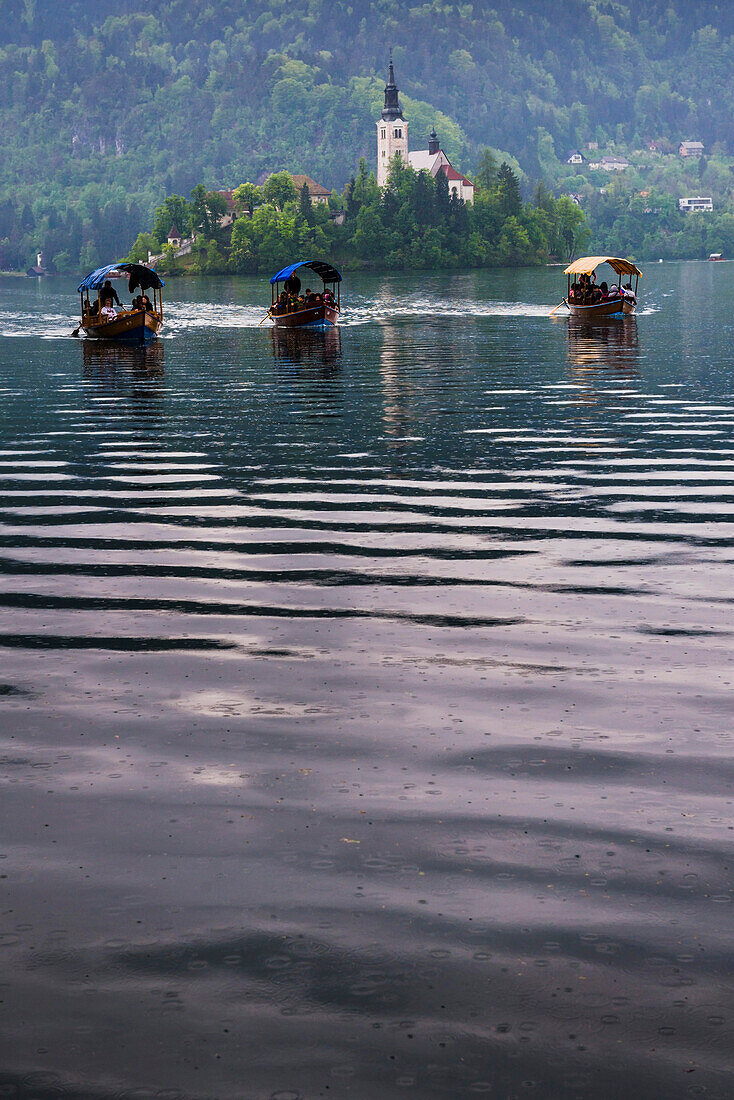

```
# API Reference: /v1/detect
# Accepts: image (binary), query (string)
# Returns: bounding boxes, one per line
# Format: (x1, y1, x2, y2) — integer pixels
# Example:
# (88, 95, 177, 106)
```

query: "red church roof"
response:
(439, 164, 473, 186)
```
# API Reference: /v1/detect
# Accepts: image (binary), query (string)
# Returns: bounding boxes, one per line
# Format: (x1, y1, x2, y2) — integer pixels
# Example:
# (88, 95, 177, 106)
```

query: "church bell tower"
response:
(376, 51, 408, 188)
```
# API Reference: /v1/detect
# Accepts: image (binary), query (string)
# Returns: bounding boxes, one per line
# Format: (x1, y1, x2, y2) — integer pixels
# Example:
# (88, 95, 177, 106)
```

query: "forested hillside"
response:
(1, 0, 733, 270)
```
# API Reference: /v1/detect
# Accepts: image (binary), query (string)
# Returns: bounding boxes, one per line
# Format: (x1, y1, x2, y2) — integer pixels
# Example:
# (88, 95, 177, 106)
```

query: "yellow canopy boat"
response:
(561, 256, 641, 319)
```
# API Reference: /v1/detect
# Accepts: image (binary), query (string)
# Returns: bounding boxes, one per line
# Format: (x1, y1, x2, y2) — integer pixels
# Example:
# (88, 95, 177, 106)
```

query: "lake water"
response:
(1, 262, 733, 1099)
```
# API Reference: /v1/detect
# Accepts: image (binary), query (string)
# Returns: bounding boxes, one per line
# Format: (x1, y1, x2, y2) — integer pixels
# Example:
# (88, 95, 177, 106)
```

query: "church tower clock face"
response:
(376, 53, 408, 188)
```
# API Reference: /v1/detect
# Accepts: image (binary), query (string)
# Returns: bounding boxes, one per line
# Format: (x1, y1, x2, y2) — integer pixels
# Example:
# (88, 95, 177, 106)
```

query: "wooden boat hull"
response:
(272, 303, 340, 329)
(81, 309, 162, 343)
(569, 298, 635, 320)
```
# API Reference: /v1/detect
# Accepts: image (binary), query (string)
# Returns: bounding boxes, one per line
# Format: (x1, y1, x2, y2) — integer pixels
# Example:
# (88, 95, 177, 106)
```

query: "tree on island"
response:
(190, 185, 228, 237)
(261, 172, 298, 212)
(232, 183, 262, 218)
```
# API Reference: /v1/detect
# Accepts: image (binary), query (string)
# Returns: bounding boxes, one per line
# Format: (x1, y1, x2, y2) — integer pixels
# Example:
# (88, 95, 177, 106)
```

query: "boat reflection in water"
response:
(81, 339, 165, 420)
(82, 338, 165, 377)
(567, 315, 640, 373)
(270, 324, 342, 377)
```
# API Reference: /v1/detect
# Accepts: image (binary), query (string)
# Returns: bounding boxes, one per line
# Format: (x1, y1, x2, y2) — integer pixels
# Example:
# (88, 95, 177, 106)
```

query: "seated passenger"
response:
(599, 281, 609, 299)
(101, 304, 117, 321)
(140, 294, 153, 312)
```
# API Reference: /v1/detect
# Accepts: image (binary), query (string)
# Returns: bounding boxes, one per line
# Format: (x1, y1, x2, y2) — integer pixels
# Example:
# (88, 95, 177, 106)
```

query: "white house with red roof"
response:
(376, 57, 474, 204)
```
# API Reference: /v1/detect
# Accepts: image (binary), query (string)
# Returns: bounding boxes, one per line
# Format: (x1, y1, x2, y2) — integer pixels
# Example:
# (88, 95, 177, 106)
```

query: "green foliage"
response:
(262, 172, 299, 212)
(232, 183, 262, 217)
(190, 185, 227, 237)
(151, 195, 192, 248)
(126, 231, 154, 262)
(0, 1, 732, 270)
(587, 186, 734, 260)
(153, 158, 592, 274)
(496, 163, 522, 220)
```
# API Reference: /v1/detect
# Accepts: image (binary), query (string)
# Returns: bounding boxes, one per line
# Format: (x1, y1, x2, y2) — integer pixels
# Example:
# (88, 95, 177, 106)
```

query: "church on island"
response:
(376, 56, 474, 204)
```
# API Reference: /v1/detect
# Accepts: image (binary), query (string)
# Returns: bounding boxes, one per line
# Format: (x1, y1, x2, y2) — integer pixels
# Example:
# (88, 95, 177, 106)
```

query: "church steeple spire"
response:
(376, 50, 409, 187)
(381, 49, 404, 122)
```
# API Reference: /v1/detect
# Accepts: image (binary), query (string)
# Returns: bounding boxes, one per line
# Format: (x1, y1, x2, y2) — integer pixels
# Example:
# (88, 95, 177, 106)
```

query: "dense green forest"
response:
(1, 1, 733, 271)
(126, 160, 588, 274)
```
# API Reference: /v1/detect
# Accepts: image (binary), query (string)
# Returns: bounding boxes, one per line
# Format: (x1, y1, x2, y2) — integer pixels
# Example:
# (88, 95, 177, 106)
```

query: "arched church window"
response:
(381, 129, 386, 139)
(394, 128, 402, 138)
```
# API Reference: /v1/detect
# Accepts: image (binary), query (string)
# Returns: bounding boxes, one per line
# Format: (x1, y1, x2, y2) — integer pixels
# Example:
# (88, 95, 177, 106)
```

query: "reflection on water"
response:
(380, 319, 417, 441)
(566, 315, 640, 370)
(0, 264, 733, 1099)
(81, 338, 165, 421)
(566, 317, 641, 403)
(270, 324, 342, 375)
(81, 337, 165, 376)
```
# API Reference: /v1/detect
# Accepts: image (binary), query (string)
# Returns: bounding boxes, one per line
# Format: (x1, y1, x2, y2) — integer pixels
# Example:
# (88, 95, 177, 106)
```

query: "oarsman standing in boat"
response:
(100, 279, 120, 310)
(283, 272, 301, 297)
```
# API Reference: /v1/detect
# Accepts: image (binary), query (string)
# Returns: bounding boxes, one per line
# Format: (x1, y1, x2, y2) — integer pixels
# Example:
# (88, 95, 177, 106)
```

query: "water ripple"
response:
(1, 266, 733, 1098)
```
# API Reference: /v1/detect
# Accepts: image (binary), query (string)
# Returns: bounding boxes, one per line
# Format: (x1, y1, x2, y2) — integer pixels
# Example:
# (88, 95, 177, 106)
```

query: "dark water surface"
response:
(1, 264, 733, 1098)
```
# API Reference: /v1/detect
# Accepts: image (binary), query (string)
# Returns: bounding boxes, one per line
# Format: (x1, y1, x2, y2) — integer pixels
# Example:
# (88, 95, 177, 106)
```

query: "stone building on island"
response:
(376, 55, 474, 204)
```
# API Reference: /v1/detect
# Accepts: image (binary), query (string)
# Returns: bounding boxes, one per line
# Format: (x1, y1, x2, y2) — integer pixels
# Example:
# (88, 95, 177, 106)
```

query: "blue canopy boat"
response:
(268, 260, 341, 329)
(77, 262, 164, 343)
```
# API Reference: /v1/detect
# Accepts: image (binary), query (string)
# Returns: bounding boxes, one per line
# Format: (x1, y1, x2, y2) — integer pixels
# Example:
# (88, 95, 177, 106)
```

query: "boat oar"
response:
(549, 298, 570, 316)
(71, 325, 80, 337)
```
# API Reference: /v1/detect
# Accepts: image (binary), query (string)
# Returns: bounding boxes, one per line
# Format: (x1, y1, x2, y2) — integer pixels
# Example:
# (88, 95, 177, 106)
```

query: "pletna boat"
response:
(77, 262, 164, 343)
(562, 256, 641, 320)
(268, 260, 341, 329)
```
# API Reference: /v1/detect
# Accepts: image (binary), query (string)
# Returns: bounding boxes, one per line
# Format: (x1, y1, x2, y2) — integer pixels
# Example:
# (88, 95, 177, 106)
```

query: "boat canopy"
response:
(270, 260, 342, 285)
(77, 262, 165, 293)
(564, 256, 642, 278)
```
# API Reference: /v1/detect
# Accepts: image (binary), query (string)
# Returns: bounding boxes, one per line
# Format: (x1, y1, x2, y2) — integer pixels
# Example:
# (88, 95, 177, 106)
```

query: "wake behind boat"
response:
(268, 260, 341, 329)
(77, 262, 164, 343)
(559, 256, 641, 320)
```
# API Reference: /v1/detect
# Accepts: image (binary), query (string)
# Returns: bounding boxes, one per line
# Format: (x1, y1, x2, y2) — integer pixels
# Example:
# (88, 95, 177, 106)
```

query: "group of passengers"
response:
(569, 272, 636, 306)
(271, 287, 335, 315)
(87, 280, 153, 321)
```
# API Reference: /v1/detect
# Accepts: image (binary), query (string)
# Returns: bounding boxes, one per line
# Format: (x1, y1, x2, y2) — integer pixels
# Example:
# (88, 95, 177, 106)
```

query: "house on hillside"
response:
(565, 150, 586, 165)
(291, 175, 331, 205)
(679, 196, 713, 212)
(214, 190, 236, 228)
(679, 140, 704, 158)
(167, 224, 182, 248)
(598, 155, 630, 171)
